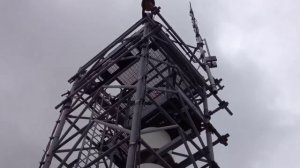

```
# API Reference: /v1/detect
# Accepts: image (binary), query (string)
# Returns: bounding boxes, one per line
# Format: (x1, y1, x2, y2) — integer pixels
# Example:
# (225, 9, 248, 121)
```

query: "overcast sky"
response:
(0, 0, 299, 167)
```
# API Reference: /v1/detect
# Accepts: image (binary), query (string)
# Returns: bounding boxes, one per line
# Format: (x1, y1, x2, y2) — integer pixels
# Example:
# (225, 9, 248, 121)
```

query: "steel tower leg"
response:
(125, 23, 150, 168)
(203, 86, 216, 168)
(42, 86, 76, 168)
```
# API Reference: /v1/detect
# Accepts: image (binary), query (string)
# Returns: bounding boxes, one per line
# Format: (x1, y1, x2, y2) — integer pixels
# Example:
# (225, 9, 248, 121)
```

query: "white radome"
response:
(141, 127, 172, 151)
(140, 127, 173, 167)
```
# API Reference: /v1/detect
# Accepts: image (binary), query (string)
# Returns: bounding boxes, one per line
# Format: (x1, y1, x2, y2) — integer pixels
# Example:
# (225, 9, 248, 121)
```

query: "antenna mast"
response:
(189, 2, 218, 92)
(189, 2, 204, 48)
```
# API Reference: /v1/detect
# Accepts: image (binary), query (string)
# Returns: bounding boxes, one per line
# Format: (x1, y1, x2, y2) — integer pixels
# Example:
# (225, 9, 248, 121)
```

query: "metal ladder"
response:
(75, 94, 109, 168)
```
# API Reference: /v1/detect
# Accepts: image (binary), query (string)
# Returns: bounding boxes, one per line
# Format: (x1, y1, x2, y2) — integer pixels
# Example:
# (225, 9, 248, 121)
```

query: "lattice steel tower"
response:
(40, 5, 232, 168)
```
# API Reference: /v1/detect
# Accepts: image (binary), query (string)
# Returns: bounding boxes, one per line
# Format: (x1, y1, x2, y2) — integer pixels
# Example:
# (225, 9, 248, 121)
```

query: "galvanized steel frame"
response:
(40, 10, 232, 168)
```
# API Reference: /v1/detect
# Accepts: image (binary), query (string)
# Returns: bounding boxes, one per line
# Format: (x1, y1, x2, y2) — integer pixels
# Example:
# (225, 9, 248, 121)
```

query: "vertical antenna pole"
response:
(125, 23, 150, 168)
(190, 2, 218, 167)
(189, 2, 217, 93)
(189, 2, 203, 47)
